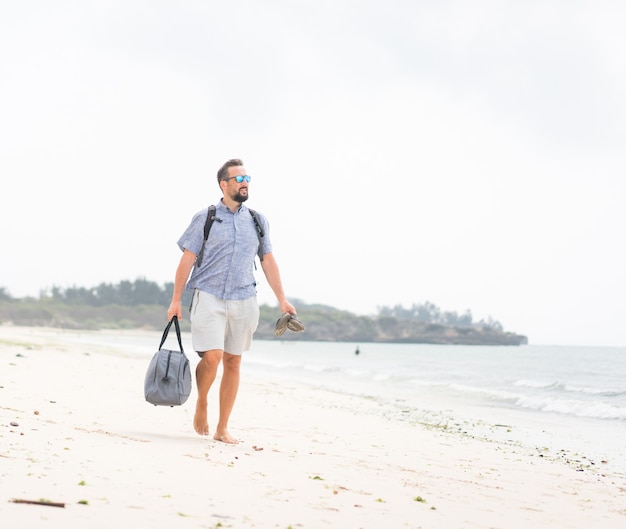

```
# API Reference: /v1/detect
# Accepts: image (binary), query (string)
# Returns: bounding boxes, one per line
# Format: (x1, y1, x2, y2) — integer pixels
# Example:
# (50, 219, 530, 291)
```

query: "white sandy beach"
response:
(1, 325, 625, 528)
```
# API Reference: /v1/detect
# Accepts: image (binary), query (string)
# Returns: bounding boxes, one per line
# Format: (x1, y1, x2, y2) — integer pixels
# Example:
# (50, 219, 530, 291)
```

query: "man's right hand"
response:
(167, 300, 182, 322)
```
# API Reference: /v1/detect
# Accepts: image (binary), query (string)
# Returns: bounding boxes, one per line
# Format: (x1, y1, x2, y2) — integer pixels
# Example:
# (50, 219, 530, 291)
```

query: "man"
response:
(167, 158, 296, 444)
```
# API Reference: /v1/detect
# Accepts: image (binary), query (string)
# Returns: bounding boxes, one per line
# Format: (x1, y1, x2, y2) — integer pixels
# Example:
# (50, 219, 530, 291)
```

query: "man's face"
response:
(225, 165, 249, 203)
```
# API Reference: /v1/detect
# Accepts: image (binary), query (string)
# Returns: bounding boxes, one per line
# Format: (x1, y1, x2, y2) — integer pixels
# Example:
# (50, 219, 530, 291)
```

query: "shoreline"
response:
(1, 326, 625, 528)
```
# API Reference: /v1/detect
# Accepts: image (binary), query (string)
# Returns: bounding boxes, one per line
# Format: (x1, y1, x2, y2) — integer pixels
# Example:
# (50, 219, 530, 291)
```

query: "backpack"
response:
(195, 205, 265, 267)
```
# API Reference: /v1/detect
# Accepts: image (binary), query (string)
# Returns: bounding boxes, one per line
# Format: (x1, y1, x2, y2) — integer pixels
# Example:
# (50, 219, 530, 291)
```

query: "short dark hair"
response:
(217, 158, 244, 183)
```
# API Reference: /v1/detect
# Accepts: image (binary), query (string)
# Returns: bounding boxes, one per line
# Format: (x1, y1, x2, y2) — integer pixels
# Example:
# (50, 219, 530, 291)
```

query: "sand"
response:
(1, 325, 625, 528)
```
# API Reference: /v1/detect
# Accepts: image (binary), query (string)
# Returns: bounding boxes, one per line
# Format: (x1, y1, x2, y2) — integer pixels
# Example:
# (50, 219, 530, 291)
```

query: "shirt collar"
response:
(217, 199, 247, 215)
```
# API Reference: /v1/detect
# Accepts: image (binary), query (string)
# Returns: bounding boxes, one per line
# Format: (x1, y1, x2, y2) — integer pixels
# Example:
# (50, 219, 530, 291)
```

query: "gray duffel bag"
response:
(144, 316, 192, 406)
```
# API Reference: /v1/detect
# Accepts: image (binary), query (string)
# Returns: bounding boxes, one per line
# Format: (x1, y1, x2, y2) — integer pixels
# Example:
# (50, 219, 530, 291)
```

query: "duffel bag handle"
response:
(159, 315, 184, 353)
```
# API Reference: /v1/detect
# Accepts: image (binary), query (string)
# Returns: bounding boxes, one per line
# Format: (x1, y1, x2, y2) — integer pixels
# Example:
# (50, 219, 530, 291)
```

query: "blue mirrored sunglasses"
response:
(224, 175, 251, 183)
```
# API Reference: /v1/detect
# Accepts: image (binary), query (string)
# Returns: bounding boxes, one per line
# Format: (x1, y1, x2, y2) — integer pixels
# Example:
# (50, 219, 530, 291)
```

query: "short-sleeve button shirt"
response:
(177, 200, 272, 300)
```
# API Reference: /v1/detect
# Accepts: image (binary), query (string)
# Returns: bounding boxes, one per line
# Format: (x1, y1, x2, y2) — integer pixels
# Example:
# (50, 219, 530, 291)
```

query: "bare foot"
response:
(193, 403, 209, 436)
(213, 430, 239, 444)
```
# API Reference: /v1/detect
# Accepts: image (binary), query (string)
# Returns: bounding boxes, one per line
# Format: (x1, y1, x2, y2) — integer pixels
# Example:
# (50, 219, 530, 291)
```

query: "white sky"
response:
(1, 1, 625, 347)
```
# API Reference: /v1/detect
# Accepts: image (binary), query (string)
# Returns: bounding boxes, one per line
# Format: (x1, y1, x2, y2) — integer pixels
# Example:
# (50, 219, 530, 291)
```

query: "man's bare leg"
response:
(213, 352, 241, 444)
(194, 349, 222, 435)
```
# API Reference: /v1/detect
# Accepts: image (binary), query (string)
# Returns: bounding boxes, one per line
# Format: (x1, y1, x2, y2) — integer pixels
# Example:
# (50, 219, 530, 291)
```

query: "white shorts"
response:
(189, 289, 259, 356)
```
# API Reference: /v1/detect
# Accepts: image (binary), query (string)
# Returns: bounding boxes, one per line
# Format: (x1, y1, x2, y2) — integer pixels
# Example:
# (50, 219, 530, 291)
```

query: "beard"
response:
(233, 190, 249, 203)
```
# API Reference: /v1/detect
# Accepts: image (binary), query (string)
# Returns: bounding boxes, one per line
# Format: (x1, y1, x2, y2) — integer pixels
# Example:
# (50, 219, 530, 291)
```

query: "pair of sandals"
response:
(274, 312, 305, 337)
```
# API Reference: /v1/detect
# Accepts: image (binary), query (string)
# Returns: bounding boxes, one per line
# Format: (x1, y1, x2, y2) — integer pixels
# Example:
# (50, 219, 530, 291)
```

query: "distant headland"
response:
(0, 279, 527, 346)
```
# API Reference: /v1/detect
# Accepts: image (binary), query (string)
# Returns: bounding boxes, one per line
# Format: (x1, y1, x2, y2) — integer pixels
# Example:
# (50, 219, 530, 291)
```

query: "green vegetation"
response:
(0, 279, 527, 345)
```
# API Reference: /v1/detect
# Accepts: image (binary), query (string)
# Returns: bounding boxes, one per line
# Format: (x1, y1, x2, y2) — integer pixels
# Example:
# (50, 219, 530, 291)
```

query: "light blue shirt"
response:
(177, 200, 272, 300)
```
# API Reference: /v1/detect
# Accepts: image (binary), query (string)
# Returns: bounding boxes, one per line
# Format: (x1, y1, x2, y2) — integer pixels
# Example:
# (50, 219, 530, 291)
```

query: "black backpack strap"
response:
(197, 205, 264, 265)
(248, 208, 265, 262)
(196, 205, 217, 267)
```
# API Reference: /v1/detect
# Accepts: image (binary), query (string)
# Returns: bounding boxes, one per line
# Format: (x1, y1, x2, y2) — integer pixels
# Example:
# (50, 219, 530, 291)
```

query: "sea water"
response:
(65, 331, 626, 475)
(245, 340, 626, 474)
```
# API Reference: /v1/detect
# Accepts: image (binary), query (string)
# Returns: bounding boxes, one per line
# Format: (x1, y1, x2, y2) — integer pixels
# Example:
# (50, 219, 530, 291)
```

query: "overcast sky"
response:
(1, 1, 625, 347)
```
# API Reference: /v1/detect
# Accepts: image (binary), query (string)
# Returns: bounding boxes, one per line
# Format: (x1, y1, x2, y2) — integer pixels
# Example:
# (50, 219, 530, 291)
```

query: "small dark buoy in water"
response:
(355, 345, 360, 356)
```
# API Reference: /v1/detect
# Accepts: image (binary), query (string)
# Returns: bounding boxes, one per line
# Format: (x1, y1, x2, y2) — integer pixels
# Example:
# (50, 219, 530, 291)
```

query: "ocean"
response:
(65, 331, 626, 475)
(244, 340, 626, 474)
